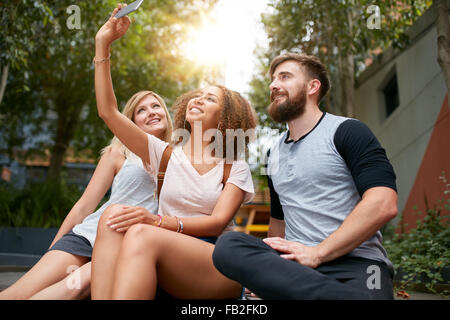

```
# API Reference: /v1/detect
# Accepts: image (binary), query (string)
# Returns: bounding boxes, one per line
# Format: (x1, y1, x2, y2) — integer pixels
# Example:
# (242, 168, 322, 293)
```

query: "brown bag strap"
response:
(157, 145, 173, 201)
(222, 163, 232, 189)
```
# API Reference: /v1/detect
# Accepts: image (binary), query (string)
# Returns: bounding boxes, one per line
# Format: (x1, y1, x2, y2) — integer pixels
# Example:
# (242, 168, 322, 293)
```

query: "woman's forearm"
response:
(94, 40, 118, 120)
(158, 215, 224, 238)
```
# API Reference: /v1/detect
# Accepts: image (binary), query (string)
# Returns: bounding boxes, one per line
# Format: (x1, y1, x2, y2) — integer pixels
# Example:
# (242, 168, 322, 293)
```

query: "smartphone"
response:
(114, 0, 144, 18)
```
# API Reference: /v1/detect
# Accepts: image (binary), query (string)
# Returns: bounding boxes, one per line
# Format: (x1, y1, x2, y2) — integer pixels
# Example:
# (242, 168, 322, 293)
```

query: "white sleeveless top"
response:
(72, 152, 158, 247)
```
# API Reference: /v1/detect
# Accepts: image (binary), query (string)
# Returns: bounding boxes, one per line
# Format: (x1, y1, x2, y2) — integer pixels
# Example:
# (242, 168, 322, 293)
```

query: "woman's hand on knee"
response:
(106, 206, 159, 233)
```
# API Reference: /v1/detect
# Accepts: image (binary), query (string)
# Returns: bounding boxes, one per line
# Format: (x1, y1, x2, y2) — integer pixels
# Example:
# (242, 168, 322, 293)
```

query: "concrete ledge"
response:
(0, 253, 41, 268)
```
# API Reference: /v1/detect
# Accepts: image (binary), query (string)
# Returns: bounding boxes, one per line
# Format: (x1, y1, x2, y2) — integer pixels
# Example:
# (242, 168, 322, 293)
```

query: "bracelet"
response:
(175, 216, 180, 233)
(179, 219, 184, 234)
(156, 214, 162, 227)
(160, 216, 167, 228)
(93, 54, 111, 65)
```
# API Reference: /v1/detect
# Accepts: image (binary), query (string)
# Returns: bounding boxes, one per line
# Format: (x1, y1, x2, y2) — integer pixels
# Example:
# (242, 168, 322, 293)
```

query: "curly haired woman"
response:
(91, 4, 258, 299)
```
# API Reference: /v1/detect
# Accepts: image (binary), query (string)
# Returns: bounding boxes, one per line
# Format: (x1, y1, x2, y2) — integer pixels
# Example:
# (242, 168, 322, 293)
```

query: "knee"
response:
(96, 204, 125, 238)
(65, 264, 92, 300)
(121, 224, 159, 257)
(215, 232, 249, 252)
(213, 232, 249, 269)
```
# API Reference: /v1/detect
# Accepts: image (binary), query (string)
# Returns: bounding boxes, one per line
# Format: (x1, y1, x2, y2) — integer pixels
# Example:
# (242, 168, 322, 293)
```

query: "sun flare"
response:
(183, 15, 230, 67)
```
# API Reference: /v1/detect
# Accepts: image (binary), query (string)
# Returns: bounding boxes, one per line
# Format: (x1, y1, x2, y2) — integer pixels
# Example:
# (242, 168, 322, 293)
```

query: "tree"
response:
(249, 0, 432, 127)
(0, 1, 53, 105)
(434, 0, 450, 109)
(0, 0, 217, 181)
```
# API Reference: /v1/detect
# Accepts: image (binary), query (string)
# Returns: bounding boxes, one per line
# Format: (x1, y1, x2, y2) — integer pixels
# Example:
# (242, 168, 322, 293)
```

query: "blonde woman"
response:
(91, 4, 257, 299)
(0, 90, 172, 300)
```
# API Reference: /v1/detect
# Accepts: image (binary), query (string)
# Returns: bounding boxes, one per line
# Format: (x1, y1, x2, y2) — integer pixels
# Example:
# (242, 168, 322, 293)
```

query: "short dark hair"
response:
(269, 52, 331, 103)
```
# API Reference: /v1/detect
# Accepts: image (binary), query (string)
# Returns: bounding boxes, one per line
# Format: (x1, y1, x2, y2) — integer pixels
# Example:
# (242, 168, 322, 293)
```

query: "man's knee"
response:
(214, 232, 244, 257)
(213, 232, 256, 272)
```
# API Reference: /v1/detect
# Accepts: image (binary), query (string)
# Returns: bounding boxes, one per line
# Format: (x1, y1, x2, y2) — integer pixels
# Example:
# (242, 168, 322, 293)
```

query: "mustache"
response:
(270, 91, 286, 102)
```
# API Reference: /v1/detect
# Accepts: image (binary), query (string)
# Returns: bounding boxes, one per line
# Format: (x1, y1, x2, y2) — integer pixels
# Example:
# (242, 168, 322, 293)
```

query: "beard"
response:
(268, 85, 307, 123)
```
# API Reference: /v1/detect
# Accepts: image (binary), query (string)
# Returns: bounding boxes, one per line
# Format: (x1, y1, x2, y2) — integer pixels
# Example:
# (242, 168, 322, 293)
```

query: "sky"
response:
(216, 0, 270, 93)
(185, 0, 271, 96)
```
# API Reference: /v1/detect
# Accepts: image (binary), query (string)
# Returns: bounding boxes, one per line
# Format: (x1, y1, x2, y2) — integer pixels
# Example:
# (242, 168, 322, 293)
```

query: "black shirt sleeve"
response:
(334, 119, 397, 197)
(266, 149, 284, 220)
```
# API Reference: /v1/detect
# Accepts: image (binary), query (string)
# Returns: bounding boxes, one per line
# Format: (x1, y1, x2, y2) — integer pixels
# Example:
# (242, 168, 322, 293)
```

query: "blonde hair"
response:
(101, 91, 173, 157)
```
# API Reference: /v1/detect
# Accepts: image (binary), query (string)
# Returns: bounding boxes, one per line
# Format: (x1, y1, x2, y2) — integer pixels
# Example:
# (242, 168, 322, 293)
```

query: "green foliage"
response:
(0, 180, 83, 228)
(248, 0, 432, 123)
(0, 0, 217, 180)
(384, 172, 450, 295)
(247, 51, 285, 131)
(0, 0, 53, 71)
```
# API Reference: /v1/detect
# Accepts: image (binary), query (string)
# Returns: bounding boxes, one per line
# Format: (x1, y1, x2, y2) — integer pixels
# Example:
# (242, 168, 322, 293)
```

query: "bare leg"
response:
(30, 262, 92, 300)
(0, 250, 89, 300)
(111, 224, 242, 300)
(91, 204, 126, 299)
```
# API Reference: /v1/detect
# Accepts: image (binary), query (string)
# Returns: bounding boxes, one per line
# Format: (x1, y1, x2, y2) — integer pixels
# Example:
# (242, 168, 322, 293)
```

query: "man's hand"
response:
(95, 3, 131, 46)
(263, 237, 323, 269)
(106, 205, 158, 232)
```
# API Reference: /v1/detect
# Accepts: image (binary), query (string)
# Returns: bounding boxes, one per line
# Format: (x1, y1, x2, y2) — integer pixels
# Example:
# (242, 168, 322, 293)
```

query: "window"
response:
(382, 73, 399, 117)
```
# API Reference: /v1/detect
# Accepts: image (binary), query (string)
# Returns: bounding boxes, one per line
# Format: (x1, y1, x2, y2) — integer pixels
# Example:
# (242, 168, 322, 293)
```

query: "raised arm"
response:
(94, 5, 149, 163)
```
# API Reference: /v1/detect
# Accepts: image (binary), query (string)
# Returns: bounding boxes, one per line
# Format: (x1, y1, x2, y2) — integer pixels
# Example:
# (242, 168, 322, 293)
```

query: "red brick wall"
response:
(399, 95, 450, 233)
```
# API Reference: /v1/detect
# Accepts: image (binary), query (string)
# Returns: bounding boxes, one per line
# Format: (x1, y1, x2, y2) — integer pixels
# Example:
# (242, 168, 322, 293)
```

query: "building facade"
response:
(354, 5, 450, 232)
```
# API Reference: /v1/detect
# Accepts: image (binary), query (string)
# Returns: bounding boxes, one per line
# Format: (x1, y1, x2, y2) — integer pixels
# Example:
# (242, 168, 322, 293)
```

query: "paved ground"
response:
(0, 267, 448, 300)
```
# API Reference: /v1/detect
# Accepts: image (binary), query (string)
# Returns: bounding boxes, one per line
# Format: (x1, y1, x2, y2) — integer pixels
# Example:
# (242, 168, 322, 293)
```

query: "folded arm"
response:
(107, 183, 246, 237)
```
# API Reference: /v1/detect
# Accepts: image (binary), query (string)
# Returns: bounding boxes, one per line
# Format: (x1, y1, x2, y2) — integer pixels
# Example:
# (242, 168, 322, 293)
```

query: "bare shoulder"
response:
(101, 145, 126, 174)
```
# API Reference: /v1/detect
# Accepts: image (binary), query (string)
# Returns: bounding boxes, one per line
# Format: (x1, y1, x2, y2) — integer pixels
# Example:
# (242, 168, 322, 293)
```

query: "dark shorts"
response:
(48, 230, 93, 258)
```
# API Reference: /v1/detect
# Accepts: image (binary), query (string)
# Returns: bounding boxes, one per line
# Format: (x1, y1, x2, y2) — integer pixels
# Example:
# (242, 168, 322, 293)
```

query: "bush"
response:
(384, 172, 450, 296)
(0, 179, 83, 228)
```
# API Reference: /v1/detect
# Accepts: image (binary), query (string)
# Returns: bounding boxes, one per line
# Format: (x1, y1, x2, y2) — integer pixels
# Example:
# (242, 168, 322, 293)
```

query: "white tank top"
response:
(72, 152, 158, 247)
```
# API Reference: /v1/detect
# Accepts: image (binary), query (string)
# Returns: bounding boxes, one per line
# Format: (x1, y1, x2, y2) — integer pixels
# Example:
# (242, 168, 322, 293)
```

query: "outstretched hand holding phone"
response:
(96, 3, 132, 46)
(94, 3, 151, 166)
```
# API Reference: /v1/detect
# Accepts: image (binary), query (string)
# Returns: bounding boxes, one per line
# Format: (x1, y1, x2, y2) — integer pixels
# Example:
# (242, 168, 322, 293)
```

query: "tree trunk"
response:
(47, 103, 81, 181)
(435, 0, 450, 109)
(0, 64, 9, 106)
(341, 54, 355, 118)
(336, 6, 356, 118)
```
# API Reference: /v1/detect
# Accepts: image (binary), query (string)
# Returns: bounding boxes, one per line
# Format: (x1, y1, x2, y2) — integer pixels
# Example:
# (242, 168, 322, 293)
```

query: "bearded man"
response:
(213, 52, 398, 300)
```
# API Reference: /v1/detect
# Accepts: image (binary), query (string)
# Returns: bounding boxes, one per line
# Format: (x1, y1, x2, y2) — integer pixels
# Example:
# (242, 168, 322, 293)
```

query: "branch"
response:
(435, 0, 450, 105)
(0, 64, 9, 105)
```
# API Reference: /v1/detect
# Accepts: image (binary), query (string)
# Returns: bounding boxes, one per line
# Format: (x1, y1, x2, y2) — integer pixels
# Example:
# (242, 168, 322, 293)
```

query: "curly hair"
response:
(172, 85, 258, 161)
